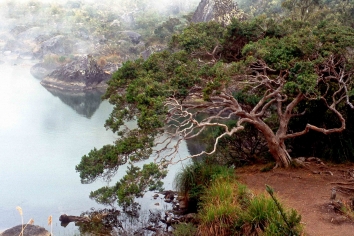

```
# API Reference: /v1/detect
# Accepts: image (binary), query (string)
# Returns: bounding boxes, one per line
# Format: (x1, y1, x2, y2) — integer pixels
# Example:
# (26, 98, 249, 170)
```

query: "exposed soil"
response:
(237, 161, 354, 236)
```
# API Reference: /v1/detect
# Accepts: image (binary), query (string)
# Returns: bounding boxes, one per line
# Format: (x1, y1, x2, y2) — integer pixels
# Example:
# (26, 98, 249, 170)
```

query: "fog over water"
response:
(0, 60, 117, 233)
(0, 0, 200, 234)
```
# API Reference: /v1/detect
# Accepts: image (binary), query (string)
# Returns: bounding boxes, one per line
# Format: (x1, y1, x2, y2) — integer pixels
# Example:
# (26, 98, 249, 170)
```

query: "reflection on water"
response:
(0, 61, 116, 234)
(186, 138, 207, 156)
(0, 61, 191, 235)
(44, 87, 105, 118)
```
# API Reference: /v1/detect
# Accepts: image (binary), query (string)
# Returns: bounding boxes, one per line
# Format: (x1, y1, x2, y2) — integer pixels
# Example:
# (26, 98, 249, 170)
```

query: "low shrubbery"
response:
(198, 178, 302, 235)
(173, 161, 234, 211)
(173, 222, 198, 236)
(173, 162, 303, 236)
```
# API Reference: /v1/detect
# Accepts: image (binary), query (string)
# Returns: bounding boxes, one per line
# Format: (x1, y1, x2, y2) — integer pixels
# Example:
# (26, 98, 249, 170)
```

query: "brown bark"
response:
(268, 140, 292, 167)
(252, 119, 292, 167)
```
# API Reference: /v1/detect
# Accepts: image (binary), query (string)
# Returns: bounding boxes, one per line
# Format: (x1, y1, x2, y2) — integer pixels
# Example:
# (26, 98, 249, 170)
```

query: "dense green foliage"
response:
(173, 222, 198, 236)
(77, 0, 354, 211)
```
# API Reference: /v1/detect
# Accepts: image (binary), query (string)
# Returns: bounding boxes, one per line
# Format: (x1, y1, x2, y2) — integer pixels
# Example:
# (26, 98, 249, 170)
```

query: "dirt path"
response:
(237, 162, 354, 236)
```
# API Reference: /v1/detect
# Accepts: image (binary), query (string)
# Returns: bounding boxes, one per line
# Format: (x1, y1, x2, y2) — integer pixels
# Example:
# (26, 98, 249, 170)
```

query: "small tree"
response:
(76, 19, 354, 206)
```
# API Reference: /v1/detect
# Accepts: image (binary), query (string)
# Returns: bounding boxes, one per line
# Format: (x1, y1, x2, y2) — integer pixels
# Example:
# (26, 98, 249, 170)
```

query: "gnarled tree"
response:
(76, 19, 354, 206)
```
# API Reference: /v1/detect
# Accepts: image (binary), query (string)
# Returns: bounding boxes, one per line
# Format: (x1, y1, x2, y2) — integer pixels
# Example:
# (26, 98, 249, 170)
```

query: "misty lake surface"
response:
(0, 58, 189, 234)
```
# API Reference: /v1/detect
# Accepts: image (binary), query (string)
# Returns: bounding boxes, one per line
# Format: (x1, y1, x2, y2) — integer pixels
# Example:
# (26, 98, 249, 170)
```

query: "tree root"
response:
(273, 163, 279, 169)
(331, 182, 354, 185)
(335, 186, 354, 195)
(329, 200, 354, 222)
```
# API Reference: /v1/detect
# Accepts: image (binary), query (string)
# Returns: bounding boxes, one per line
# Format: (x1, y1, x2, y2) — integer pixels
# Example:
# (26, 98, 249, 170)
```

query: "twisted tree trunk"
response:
(253, 119, 292, 167)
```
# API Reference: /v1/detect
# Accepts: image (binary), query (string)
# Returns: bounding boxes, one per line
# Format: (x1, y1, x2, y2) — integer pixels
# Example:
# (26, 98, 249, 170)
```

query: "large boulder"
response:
(17, 27, 45, 42)
(4, 26, 52, 57)
(0, 225, 50, 236)
(119, 31, 141, 44)
(192, 0, 246, 25)
(192, 0, 215, 23)
(40, 55, 113, 90)
(34, 35, 73, 59)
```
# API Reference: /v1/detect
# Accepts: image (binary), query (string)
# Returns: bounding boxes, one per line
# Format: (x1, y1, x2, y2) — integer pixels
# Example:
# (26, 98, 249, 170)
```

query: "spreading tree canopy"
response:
(76, 18, 354, 206)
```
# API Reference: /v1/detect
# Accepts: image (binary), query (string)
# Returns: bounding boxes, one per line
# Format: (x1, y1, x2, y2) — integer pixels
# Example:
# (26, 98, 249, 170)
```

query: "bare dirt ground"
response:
(237, 160, 354, 236)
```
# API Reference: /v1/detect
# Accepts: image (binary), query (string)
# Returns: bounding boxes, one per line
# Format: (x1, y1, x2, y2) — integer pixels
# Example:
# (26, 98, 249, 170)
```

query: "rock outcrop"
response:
(192, 0, 215, 23)
(119, 31, 141, 44)
(0, 225, 50, 236)
(40, 55, 114, 90)
(34, 35, 73, 59)
(191, 0, 246, 25)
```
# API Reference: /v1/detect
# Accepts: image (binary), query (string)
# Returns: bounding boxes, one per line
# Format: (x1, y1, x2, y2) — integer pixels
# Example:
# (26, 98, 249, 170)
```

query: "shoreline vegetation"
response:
(173, 161, 303, 236)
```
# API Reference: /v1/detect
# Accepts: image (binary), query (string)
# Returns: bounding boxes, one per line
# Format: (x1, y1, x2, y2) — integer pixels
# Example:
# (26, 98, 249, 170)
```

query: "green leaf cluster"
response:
(78, 14, 354, 208)
(170, 21, 225, 53)
(88, 163, 166, 207)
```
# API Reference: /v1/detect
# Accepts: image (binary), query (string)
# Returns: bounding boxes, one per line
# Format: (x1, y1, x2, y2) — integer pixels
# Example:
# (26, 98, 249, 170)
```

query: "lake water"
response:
(0, 58, 189, 234)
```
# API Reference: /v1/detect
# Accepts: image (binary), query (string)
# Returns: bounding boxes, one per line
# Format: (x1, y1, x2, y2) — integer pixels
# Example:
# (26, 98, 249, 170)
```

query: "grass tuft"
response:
(198, 178, 241, 235)
(173, 222, 197, 236)
(15, 207, 53, 236)
(173, 161, 234, 211)
(197, 179, 303, 236)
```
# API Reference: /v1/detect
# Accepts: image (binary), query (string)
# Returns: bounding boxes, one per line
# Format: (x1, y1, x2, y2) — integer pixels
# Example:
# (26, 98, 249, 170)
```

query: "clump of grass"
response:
(97, 57, 107, 67)
(197, 178, 241, 235)
(173, 222, 197, 236)
(16, 206, 35, 236)
(101, 54, 123, 64)
(173, 161, 234, 211)
(197, 180, 303, 236)
(48, 215, 53, 235)
(264, 185, 302, 235)
(43, 54, 71, 66)
(330, 197, 354, 221)
(174, 161, 234, 196)
(16, 207, 53, 236)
